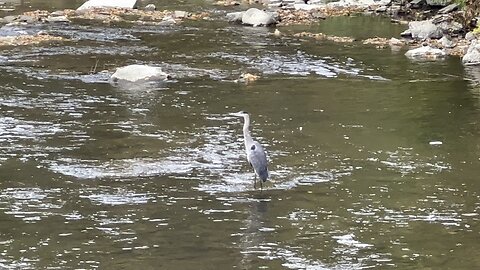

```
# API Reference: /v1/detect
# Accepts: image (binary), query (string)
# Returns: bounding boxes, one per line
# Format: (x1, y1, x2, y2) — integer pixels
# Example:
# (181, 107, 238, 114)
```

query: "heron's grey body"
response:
(231, 111, 269, 188)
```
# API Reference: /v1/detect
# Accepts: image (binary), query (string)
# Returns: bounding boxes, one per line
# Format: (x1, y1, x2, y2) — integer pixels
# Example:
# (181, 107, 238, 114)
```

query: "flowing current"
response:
(0, 1, 479, 269)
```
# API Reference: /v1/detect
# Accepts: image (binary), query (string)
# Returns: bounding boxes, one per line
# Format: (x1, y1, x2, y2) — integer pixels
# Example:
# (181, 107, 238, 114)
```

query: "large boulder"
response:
(462, 40, 480, 66)
(405, 45, 446, 60)
(408, 20, 443, 40)
(77, 0, 137, 10)
(110, 65, 169, 83)
(241, 8, 277, 27)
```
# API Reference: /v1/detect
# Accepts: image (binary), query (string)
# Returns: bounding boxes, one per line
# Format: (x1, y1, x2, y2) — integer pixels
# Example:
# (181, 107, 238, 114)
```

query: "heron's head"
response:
(230, 111, 249, 117)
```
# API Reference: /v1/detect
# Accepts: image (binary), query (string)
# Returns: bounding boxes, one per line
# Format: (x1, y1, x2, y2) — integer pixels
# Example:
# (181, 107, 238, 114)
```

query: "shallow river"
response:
(0, 0, 479, 269)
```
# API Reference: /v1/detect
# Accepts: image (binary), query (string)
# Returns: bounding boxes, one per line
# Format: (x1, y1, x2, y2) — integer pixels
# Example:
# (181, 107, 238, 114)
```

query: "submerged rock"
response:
(241, 8, 277, 26)
(110, 65, 169, 83)
(77, 0, 137, 10)
(462, 40, 480, 65)
(405, 45, 446, 59)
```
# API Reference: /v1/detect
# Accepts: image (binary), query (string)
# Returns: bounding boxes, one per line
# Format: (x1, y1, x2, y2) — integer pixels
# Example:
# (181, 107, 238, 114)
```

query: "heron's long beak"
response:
(229, 112, 243, 117)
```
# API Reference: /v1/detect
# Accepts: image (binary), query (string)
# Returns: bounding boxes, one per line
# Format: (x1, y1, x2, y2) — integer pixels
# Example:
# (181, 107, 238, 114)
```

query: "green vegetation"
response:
(457, 0, 480, 30)
(454, 0, 466, 9)
(473, 26, 480, 34)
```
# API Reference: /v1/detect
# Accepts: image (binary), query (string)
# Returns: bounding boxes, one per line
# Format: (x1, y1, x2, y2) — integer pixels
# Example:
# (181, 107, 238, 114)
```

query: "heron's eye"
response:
(250, 145, 256, 150)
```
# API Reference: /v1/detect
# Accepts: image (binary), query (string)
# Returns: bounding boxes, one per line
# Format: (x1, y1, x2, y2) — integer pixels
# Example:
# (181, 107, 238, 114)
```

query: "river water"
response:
(0, 0, 479, 269)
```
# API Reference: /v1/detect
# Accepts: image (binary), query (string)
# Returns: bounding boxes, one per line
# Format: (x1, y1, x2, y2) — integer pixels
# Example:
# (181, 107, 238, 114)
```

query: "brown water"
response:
(0, 0, 479, 269)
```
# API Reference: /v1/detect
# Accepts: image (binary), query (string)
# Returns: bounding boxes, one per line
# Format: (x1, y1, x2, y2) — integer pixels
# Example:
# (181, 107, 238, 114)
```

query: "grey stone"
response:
(46, 15, 70, 23)
(1, 15, 16, 23)
(50, 10, 66, 17)
(437, 20, 463, 35)
(408, 20, 443, 40)
(426, 0, 452, 7)
(462, 40, 480, 65)
(438, 3, 459, 14)
(17, 15, 36, 23)
(439, 35, 456, 48)
(465, 32, 477, 41)
(410, 0, 425, 8)
(144, 4, 156, 11)
(376, 6, 388, 13)
(241, 8, 277, 27)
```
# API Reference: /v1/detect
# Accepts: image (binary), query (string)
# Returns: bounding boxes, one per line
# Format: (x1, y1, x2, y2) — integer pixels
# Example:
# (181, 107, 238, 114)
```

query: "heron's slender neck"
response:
(242, 114, 253, 145)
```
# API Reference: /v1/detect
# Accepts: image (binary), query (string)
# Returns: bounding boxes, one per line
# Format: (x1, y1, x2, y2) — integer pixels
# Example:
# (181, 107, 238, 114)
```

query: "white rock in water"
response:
(429, 141, 443, 145)
(111, 65, 169, 82)
(405, 46, 446, 60)
(77, 0, 137, 10)
(241, 8, 277, 27)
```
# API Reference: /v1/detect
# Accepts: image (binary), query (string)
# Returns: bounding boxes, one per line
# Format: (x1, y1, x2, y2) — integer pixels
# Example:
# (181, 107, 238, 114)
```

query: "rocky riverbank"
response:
(0, 0, 479, 64)
(260, 0, 479, 63)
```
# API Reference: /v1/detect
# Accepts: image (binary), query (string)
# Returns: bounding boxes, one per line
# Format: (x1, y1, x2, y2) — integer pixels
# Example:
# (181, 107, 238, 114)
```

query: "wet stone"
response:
(174, 11, 189, 19)
(405, 45, 446, 59)
(45, 16, 70, 23)
(144, 4, 156, 11)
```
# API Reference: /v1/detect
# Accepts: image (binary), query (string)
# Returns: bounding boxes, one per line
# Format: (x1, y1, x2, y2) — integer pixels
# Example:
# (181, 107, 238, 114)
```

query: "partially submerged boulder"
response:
(462, 40, 480, 66)
(405, 45, 446, 60)
(242, 8, 277, 26)
(77, 0, 137, 10)
(228, 8, 277, 27)
(110, 65, 169, 83)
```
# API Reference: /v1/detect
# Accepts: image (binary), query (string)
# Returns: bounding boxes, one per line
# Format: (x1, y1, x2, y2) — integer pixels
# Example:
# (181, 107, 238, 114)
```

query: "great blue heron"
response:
(230, 111, 269, 189)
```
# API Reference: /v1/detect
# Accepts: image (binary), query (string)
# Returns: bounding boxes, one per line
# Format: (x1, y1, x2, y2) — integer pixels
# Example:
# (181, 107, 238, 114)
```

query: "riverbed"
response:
(0, 0, 479, 269)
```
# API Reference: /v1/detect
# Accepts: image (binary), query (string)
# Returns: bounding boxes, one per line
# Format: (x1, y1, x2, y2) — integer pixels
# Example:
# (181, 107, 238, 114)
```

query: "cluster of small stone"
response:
(276, 9, 316, 25)
(275, 3, 368, 25)
(293, 31, 356, 43)
(0, 33, 66, 47)
(1, 7, 208, 26)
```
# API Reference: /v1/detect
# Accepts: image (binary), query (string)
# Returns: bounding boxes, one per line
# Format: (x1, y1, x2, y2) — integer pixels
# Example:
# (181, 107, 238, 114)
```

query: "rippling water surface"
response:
(0, 0, 479, 269)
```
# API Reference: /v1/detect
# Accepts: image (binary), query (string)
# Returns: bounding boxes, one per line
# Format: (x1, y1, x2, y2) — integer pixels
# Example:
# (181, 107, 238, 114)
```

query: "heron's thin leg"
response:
(254, 173, 257, 189)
